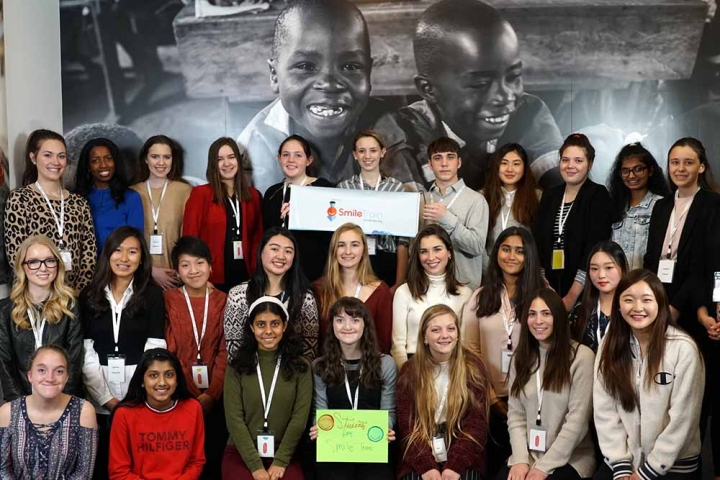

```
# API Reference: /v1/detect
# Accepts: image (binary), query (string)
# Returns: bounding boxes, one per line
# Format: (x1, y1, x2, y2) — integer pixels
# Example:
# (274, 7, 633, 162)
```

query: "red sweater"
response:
(182, 183, 263, 285)
(109, 399, 205, 480)
(165, 287, 228, 401)
(395, 355, 488, 478)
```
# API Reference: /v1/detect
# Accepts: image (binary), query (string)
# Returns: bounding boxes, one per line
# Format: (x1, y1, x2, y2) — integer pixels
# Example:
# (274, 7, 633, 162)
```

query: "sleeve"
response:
(224, 366, 264, 472)
(108, 409, 143, 480)
(179, 401, 206, 480)
(396, 364, 439, 475)
(274, 364, 313, 468)
(506, 362, 531, 466)
(0, 426, 10, 478)
(577, 187, 613, 280)
(248, 191, 265, 275)
(126, 191, 145, 235)
(300, 292, 320, 360)
(65, 306, 85, 398)
(0, 307, 24, 401)
(461, 290, 481, 348)
(534, 192, 554, 272)
(640, 341, 705, 480)
(311, 365, 328, 425)
(4, 190, 26, 270)
(380, 355, 398, 430)
(76, 199, 98, 292)
(143, 289, 167, 351)
(533, 347, 594, 474)
(391, 286, 411, 368)
(438, 193, 488, 257)
(593, 346, 633, 479)
(206, 328, 228, 401)
(181, 187, 203, 238)
(223, 287, 248, 363)
(68, 426, 98, 480)
(165, 303, 202, 398)
(643, 199, 664, 273)
(372, 285, 394, 354)
(82, 338, 113, 406)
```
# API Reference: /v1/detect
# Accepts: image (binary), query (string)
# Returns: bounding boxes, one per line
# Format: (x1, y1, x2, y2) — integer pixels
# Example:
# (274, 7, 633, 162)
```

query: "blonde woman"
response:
(0, 235, 83, 402)
(396, 304, 489, 480)
(315, 222, 393, 353)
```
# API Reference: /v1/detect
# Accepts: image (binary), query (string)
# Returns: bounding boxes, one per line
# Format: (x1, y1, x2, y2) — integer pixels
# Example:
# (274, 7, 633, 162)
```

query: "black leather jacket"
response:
(0, 297, 84, 401)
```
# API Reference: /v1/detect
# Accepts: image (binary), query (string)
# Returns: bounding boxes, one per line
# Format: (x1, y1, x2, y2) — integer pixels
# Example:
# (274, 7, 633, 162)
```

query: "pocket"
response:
(611, 220, 624, 230)
(634, 215, 651, 226)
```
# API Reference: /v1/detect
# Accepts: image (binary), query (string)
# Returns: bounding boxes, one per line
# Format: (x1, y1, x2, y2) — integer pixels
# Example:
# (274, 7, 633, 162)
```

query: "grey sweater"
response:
(594, 326, 704, 480)
(507, 342, 596, 477)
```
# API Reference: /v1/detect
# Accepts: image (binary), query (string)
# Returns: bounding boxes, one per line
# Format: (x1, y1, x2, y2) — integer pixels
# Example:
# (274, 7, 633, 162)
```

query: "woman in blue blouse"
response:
(73, 138, 144, 253)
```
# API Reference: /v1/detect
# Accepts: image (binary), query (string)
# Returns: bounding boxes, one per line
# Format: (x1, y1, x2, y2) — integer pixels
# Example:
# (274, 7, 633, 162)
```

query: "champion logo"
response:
(654, 372, 674, 385)
(327, 201, 338, 221)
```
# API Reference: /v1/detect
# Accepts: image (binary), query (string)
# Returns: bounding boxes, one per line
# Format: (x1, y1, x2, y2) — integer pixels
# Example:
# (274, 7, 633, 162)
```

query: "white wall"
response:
(4, 0, 62, 188)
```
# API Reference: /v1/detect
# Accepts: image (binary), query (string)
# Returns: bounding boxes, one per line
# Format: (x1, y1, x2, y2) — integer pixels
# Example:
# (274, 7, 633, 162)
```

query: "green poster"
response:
(316, 409, 389, 463)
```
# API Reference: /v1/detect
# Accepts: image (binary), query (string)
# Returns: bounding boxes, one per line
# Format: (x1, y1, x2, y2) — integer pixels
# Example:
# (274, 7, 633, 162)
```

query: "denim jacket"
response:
(611, 191, 663, 269)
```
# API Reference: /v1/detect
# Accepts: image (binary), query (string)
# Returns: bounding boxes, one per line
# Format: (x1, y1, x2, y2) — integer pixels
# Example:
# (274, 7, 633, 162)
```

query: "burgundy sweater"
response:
(396, 355, 488, 478)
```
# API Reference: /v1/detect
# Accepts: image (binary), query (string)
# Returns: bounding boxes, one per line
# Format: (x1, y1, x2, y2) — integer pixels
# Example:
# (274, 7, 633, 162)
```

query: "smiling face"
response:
(620, 156, 650, 193)
(27, 349, 68, 400)
(261, 234, 295, 277)
(217, 145, 239, 183)
(143, 360, 178, 410)
(497, 234, 525, 277)
(424, 313, 459, 361)
(619, 280, 658, 334)
(560, 146, 591, 186)
(354, 135, 386, 174)
(429, 151, 462, 185)
(668, 145, 704, 191)
(176, 254, 211, 293)
(589, 251, 622, 296)
(527, 297, 554, 346)
(89, 145, 116, 189)
(333, 309, 365, 347)
(251, 311, 287, 351)
(418, 235, 450, 276)
(31, 139, 67, 183)
(110, 236, 142, 281)
(335, 230, 364, 270)
(145, 143, 173, 181)
(23, 243, 59, 291)
(499, 150, 524, 189)
(271, 7, 372, 141)
(278, 139, 313, 180)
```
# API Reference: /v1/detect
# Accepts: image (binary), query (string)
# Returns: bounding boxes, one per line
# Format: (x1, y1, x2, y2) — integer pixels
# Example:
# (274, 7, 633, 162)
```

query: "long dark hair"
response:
(484, 143, 540, 233)
(607, 142, 671, 222)
(511, 288, 576, 397)
(573, 241, 628, 341)
(74, 138, 131, 207)
(247, 227, 312, 323)
(206, 137, 251, 203)
(82, 226, 153, 317)
(135, 135, 186, 183)
(475, 227, 544, 318)
(406, 225, 462, 300)
(597, 270, 689, 412)
(22, 129, 67, 186)
(231, 300, 307, 379)
(667, 137, 720, 193)
(315, 297, 383, 390)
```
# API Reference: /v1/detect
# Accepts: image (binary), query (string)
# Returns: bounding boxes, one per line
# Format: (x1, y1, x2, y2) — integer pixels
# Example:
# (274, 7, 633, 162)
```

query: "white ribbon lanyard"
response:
(500, 189, 515, 230)
(353, 283, 362, 298)
(440, 185, 466, 211)
(282, 177, 308, 203)
(227, 196, 241, 236)
(435, 382, 449, 423)
(108, 286, 133, 352)
(344, 367, 362, 410)
(535, 369, 544, 426)
(501, 308, 515, 351)
(35, 182, 65, 247)
(666, 189, 697, 258)
(183, 287, 209, 361)
(556, 190, 573, 241)
(146, 180, 168, 234)
(359, 174, 381, 191)
(26, 309, 46, 350)
(257, 355, 282, 429)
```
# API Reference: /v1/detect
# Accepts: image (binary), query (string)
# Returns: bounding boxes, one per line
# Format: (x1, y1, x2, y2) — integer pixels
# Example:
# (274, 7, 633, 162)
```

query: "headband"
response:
(248, 295, 290, 320)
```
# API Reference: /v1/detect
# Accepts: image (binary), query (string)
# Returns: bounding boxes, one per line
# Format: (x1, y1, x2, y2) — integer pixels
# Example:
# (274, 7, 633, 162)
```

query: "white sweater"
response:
(391, 274, 473, 368)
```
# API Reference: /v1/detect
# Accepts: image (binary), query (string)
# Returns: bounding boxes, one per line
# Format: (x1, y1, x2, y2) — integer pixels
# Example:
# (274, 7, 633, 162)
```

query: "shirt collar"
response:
(264, 100, 291, 136)
(430, 178, 466, 196)
(635, 190, 659, 209)
(105, 280, 135, 310)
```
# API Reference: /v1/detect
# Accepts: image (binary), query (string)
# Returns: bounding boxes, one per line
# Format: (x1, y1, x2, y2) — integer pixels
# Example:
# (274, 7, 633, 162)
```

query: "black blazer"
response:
(643, 188, 720, 333)
(534, 179, 614, 296)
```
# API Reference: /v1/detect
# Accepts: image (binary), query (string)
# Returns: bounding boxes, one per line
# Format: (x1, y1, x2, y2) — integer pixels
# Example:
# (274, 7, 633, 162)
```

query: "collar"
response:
(263, 100, 291, 136)
(441, 121, 467, 149)
(501, 187, 517, 207)
(632, 190, 662, 210)
(427, 273, 446, 285)
(430, 178, 466, 196)
(104, 280, 135, 309)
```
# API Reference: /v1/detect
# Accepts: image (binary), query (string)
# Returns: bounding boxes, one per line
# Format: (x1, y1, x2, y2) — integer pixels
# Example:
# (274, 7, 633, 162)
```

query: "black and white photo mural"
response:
(59, 0, 720, 193)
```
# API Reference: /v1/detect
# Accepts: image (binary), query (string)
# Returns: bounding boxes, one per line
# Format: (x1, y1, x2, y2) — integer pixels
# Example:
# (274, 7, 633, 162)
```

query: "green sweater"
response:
(224, 349, 312, 471)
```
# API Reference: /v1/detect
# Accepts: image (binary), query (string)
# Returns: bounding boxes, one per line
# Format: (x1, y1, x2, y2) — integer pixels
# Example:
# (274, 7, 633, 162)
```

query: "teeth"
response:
(309, 105, 345, 117)
(484, 114, 510, 125)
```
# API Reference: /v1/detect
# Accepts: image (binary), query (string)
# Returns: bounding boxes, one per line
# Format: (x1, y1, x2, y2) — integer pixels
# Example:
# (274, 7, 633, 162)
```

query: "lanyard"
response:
(146, 180, 168, 234)
(556, 190, 573, 240)
(535, 369, 544, 426)
(257, 355, 282, 429)
(435, 381, 449, 423)
(500, 189, 516, 231)
(183, 287, 209, 361)
(353, 283, 362, 298)
(666, 189, 698, 258)
(281, 177, 308, 203)
(344, 367, 362, 410)
(359, 174, 381, 191)
(440, 185, 466, 211)
(107, 285, 133, 352)
(501, 289, 515, 350)
(26, 309, 46, 350)
(35, 182, 65, 247)
(596, 300, 607, 344)
(227, 196, 241, 235)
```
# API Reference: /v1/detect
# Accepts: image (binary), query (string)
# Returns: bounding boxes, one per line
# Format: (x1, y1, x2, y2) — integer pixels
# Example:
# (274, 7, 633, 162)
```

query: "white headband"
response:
(248, 295, 290, 320)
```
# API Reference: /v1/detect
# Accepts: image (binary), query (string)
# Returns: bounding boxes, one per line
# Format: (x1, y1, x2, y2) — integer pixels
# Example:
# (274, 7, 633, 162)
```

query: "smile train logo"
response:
(327, 200, 337, 221)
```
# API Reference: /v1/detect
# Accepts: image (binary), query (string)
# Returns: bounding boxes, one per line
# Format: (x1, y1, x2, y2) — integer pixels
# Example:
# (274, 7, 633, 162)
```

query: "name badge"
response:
(107, 355, 126, 383)
(432, 436, 447, 463)
(60, 249, 73, 271)
(529, 427, 547, 452)
(367, 236, 377, 256)
(657, 259, 676, 284)
(192, 364, 209, 389)
(501, 350, 512, 374)
(552, 249, 565, 270)
(713, 272, 720, 303)
(257, 430, 275, 458)
(233, 240, 244, 260)
(149, 234, 164, 255)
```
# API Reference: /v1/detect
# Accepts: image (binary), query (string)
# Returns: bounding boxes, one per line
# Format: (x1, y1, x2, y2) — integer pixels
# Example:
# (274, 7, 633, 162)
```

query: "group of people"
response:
(0, 123, 717, 480)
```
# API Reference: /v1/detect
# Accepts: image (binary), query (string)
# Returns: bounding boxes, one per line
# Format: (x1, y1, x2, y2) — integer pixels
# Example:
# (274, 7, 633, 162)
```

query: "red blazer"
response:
(183, 183, 263, 285)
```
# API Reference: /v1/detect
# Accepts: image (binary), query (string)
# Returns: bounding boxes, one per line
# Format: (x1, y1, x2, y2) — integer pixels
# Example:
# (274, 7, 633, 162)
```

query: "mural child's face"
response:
(270, 8, 372, 141)
(424, 24, 523, 147)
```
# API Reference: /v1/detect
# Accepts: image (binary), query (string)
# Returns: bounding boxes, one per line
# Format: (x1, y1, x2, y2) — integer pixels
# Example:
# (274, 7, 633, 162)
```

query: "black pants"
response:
(487, 399, 512, 477)
(370, 250, 398, 287)
(700, 338, 720, 475)
(93, 413, 111, 480)
(202, 401, 229, 480)
(594, 461, 699, 480)
(496, 464, 580, 480)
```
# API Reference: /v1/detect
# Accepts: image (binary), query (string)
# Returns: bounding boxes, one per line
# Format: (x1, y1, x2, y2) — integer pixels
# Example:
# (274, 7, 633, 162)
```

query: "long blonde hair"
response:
(401, 304, 488, 453)
(317, 223, 379, 321)
(11, 235, 76, 329)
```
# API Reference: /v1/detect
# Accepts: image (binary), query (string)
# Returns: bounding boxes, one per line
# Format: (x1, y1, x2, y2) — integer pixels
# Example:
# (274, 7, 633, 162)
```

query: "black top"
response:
(262, 178, 334, 282)
(322, 360, 382, 410)
(224, 195, 249, 290)
(534, 179, 614, 296)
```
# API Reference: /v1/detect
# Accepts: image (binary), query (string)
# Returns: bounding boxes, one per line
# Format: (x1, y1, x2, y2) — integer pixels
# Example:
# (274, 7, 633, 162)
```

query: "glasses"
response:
(23, 258, 59, 270)
(621, 166, 647, 177)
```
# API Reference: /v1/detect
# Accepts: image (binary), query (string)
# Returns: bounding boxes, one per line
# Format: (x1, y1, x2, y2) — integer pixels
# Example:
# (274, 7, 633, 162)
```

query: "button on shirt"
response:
(612, 191, 663, 270)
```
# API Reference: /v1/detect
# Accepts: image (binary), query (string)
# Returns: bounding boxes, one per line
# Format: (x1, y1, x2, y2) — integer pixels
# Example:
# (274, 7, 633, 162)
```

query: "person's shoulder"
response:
(79, 398, 98, 428)
(0, 296, 14, 314)
(178, 397, 203, 415)
(124, 188, 142, 201)
(666, 326, 700, 353)
(0, 400, 12, 428)
(163, 286, 183, 302)
(171, 180, 193, 195)
(190, 183, 213, 197)
(379, 354, 397, 373)
(227, 281, 249, 301)
(129, 182, 145, 195)
(457, 284, 474, 299)
(573, 342, 596, 364)
(144, 283, 165, 302)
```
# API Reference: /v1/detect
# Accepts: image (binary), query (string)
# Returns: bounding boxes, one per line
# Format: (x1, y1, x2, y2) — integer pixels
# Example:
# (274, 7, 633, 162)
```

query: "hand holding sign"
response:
(316, 410, 389, 463)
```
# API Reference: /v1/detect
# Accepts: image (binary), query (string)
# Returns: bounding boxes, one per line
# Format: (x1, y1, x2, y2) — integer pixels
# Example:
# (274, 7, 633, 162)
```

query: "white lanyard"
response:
(35, 182, 65, 247)
(257, 355, 282, 429)
(440, 185, 466, 211)
(281, 176, 308, 202)
(26, 309, 46, 350)
(353, 283, 362, 298)
(535, 369, 544, 426)
(107, 285, 133, 352)
(556, 190, 573, 239)
(501, 290, 515, 350)
(666, 189, 698, 258)
(435, 381, 449, 423)
(344, 367, 361, 410)
(183, 287, 209, 361)
(500, 189, 515, 230)
(596, 300, 607, 344)
(146, 180, 168, 234)
(359, 174, 381, 191)
(227, 196, 241, 235)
